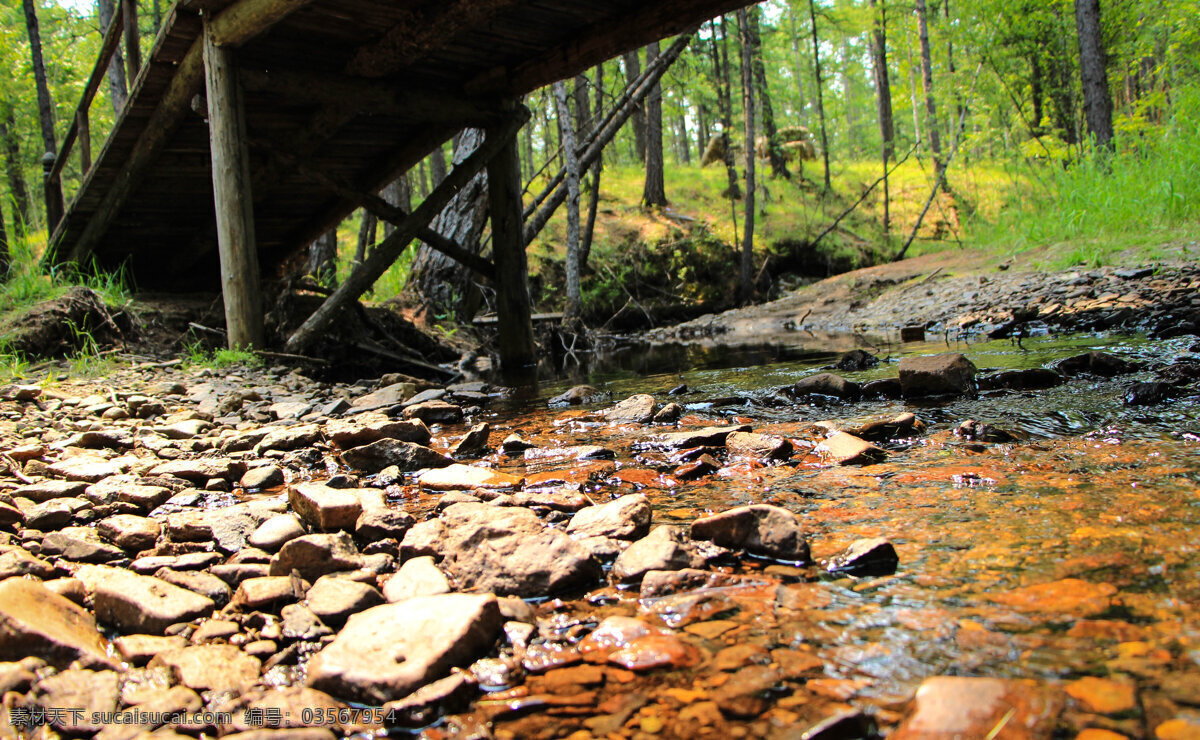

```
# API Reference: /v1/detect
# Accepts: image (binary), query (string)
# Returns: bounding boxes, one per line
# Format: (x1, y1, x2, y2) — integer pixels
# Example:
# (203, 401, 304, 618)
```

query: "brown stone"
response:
(0, 578, 113, 668)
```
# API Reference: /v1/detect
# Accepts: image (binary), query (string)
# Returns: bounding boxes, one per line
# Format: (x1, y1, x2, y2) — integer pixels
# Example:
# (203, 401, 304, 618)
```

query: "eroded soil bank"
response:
(0, 323, 1198, 740)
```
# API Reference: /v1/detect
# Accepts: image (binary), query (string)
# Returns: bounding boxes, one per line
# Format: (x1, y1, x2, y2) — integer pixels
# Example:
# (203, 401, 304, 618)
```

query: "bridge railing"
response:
(43, 0, 142, 236)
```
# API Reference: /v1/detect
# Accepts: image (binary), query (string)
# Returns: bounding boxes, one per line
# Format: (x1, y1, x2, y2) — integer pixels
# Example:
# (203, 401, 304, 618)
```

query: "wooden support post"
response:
(121, 0, 140, 82)
(77, 110, 91, 173)
(203, 15, 263, 350)
(42, 152, 64, 238)
(486, 115, 536, 374)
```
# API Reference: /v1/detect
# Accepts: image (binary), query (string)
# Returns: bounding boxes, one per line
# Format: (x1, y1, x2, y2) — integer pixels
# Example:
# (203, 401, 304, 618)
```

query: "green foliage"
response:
(0, 230, 129, 321)
(181, 339, 263, 369)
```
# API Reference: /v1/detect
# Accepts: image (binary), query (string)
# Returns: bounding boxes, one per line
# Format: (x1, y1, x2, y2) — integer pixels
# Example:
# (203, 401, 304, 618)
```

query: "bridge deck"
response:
(51, 0, 747, 291)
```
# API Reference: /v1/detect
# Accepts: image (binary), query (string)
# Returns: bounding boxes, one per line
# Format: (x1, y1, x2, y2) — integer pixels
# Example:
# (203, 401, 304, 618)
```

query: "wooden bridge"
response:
(44, 0, 752, 370)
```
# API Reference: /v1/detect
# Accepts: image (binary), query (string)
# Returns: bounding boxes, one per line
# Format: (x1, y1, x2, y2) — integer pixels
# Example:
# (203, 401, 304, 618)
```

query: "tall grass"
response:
(970, 94, 1200, 267)
(0, 230, 131, 316)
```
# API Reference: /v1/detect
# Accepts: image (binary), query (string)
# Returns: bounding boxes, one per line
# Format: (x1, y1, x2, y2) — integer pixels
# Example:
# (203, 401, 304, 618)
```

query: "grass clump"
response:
(182, 340, 263, 369)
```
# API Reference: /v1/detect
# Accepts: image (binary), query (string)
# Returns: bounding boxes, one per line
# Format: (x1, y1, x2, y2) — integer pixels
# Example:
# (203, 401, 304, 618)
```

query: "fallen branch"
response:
(809, 143, 917, 251)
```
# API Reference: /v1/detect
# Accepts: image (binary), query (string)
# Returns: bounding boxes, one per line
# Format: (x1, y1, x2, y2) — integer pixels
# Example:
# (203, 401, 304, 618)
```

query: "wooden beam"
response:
(466, 0, 756, 97)
(238, 68, 507, 125)
(204, 15, 262, 350)
(486, 115, 536, 374)
(285, 107, 529, 355)
(205, 0, 316, 46)
(52, 0, 317, 264)
(252, 140, 496, 280)
(345, 0, 523, 78)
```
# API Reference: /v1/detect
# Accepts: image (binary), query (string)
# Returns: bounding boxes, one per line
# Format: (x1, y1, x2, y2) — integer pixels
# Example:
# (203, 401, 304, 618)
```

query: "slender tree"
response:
(738, 9, 756, 304)
(97, 0, 128, 113)
(1074, 0, 1115, 149)
(916, 0, 945, 178)
(552, 81, 583, 322)
(748, 7, 789, 179)
(623, 50, 647, 163)
(0, 199, 9, 280)
(22, 0, 57, 159)
(785, 2, 808, 115)
(807, 0, 831, 191)
(708, 18, 741, 200)
(428, 144, 447, 187)
(306, 230, 338, 287)
(641, 41, 667, 207)
(1, 112, 31, 230)
(382, 175, 411, 237)
(868, 0, 895, 234)
(581, 63, 604, 270)
(354, 210, 375, 265)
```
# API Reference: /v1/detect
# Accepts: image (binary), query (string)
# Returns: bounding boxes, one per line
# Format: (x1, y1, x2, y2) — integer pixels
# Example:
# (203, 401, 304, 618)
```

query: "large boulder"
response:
(690, 505, 809, 562)
(400, 503, 600, 597)
(898, 353, 976, 398)
(306, 594, 503, 704)
(0, 578, 113, 668)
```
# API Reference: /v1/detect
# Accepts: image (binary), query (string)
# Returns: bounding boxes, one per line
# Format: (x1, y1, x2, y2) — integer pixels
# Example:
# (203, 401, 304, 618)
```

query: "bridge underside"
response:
(53, 0, 751, 292)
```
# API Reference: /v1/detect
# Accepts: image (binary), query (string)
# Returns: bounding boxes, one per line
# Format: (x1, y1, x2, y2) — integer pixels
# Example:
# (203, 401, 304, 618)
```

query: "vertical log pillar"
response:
(486, 118, 536, 374)
(203, 15, 263, 350)
(122, 0, 141, 82)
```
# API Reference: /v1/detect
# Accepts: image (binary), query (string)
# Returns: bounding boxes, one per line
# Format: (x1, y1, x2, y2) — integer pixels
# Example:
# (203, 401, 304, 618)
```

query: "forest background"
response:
(0, 0, 1198, 332)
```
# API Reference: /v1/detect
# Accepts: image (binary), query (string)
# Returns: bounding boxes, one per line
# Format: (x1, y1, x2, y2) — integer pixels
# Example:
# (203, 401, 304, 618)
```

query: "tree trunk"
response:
(581, 63, 604, 270)
(405, 129, 490, 322)
(355, 209, 375, 265)
(1074, 0, 1115, 149)
(738, 9, 756, 305)
(0, 199, 8, 280)
(22, 0, 57, 159)
(786, 2, 808, 115)
(623, 50, 647, 164)
(641, 41, 667, 208)
(916, 0, 944, 177)
(382, 174, 411, 238)
(428, 144, 447, 187)
(307, 229, 338, 287)
(868, 0, 895, 234)
(97, 0, 128, 113)
(552, 81, 583, 321)
(748, 7, 789, 180)
(1030, 54, 1045, 134)
(521, 119, 534, 184)
(709, 18, 741, 200)
(1, 113, 31, 231)
(807, 0, 831, 192)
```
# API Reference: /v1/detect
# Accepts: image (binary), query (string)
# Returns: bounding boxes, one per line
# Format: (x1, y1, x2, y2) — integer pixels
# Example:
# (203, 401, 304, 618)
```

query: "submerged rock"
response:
(891, 676, 1063, 740)
(826, 537, 899, 577)
(1055, 350, 1137, 377)
(306, 594, 503, 704)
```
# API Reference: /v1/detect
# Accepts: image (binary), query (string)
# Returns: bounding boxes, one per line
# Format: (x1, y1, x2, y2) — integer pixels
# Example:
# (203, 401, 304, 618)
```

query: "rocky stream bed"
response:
(0, 324, 1199, 740)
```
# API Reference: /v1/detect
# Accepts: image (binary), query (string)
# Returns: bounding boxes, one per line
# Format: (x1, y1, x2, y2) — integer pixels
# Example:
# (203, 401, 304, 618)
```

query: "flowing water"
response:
(421, 332, 1200, 738)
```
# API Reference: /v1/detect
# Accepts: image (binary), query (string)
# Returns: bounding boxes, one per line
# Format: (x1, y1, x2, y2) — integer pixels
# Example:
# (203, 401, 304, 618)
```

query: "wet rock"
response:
(792, 372, 860, 400)
(550, 385, 605, 406)
(976, 368, 1063, 391)
(836, 349, 879, 371)
(96, 514, 161, 551)
(383, 556, 452, 602)
(500, 433, 536, 454)
(608, 634, 700, 672)
(149, 644, 261, 693)
(269, 532, 362, 580)
(1124, 381, 1174, 406)
(0, 577, 113, 668)
(154, 569, 231, 607)
(611, 526, 701, 583)
(402, 503, 600, 597)
(640, 568, 772, 598)
(1065, 676, 1137, 714)
(711, 665, 782, 718)
(991, 578, 1116, 617)
(690, 505, 810, 562)
(417, 463, 523, 491)
(41, 526, 126, 562)
(306, 576, 384, 624)
(32, 668, 120, 734)
(815, 432, 886, 465)
(603, 394, 658, 423)
(1055, 351, 1137, 377)
(898, 353, 977, 398)
(11, 479, 88, 502)
(782, 710, 879, 740)
(725, 431, 792, 461)
(289, 483, 363, 531)
(643, 424, 752, 450)
(673, 453, 720, 480)
(862, 377, 903, 399)
(247, 514, 305, 552)
(510, 490, 589, 512)
(403, 400, 463, 425)
(826, 538, 899, 577)
(846, 411, 925, 441)
(76, 565, 215, 634)
(891, 676, 1064, 740)
(383, 672, 477, 728)
(451, 422, 491, 458)
(955, 419, 1020, 443)
(341, 439, 452, 473)
(652, 402, 684, 423)
(567, 494, 651, 540)
(306, 593, 503, 704)
(327, 414, 431, 448)
(241, 465, 284, 489)
(232, 576, 305, 610)
(524, 445, 616, 463)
